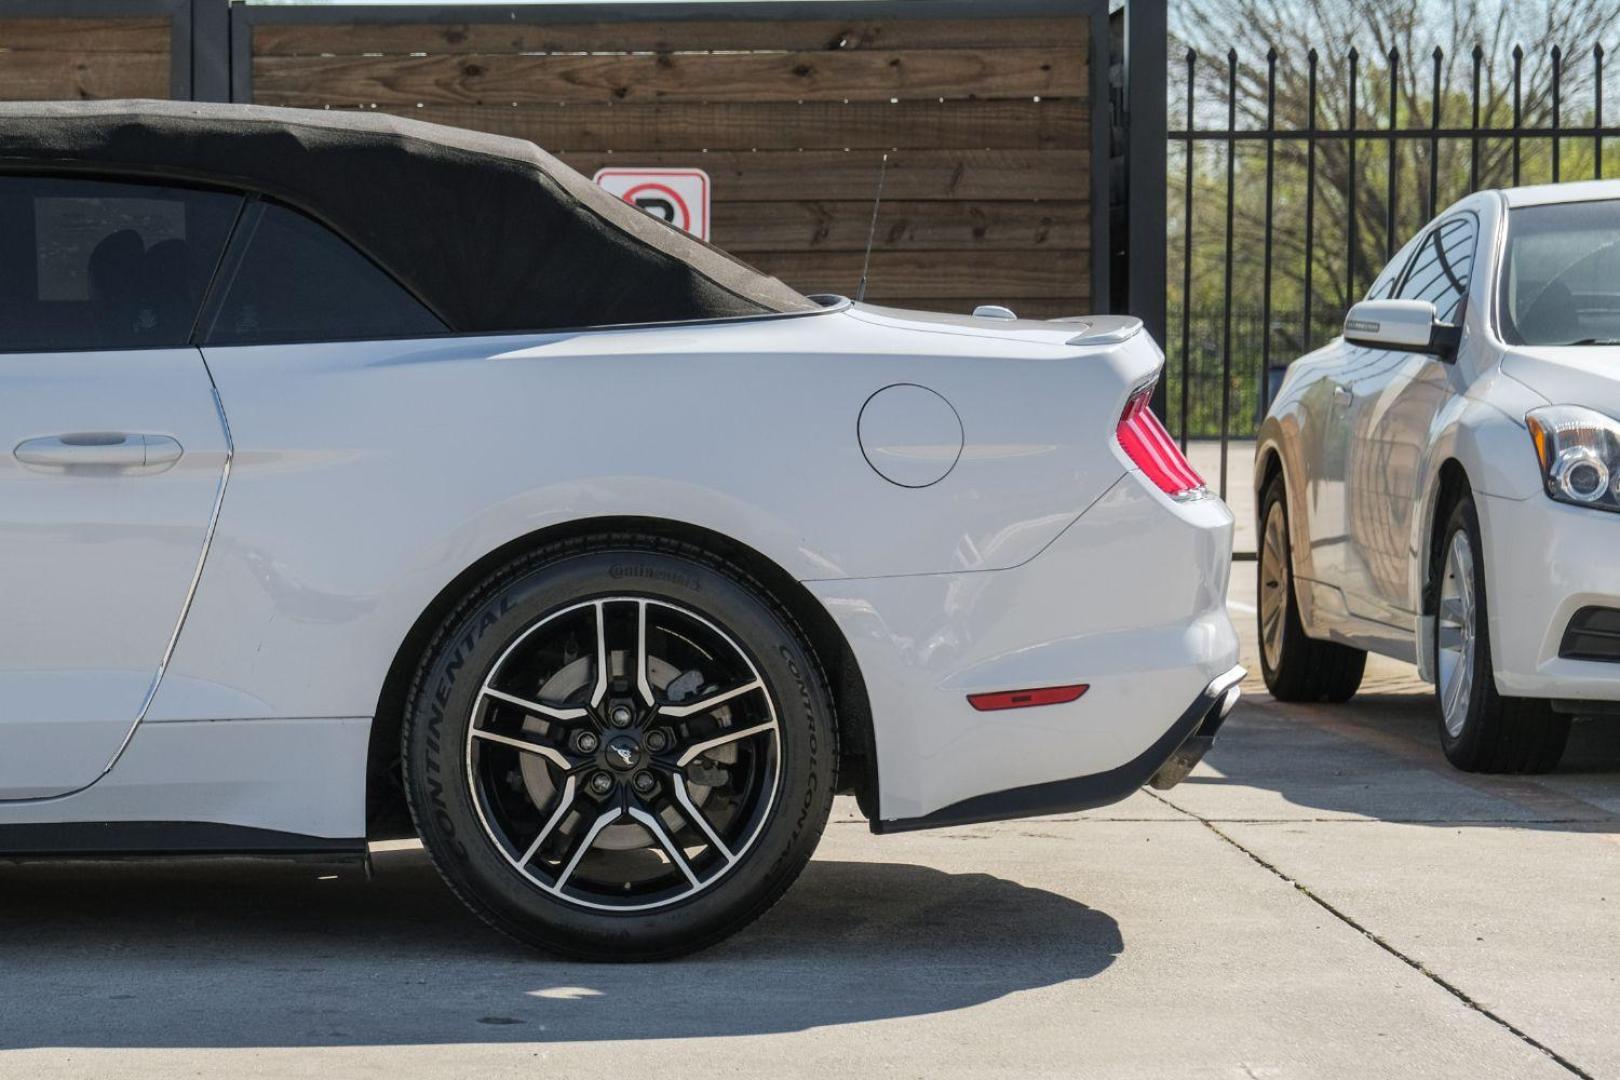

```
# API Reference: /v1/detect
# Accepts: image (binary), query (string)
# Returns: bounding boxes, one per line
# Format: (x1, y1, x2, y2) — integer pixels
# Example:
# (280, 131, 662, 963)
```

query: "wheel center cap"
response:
(604, 735, 643, 771)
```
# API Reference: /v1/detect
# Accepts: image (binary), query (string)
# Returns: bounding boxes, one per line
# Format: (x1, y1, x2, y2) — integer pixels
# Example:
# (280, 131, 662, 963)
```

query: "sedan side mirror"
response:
(1343, 299, 1462, 360)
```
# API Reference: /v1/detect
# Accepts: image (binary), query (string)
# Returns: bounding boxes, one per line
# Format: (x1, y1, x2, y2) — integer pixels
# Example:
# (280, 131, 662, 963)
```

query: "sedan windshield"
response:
(1500, 199, 1620, 346)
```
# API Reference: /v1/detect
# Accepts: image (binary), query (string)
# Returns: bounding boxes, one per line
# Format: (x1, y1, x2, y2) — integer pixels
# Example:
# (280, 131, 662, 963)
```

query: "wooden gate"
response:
(0, 0, 194, 100)
(0, 0, 1113, 318)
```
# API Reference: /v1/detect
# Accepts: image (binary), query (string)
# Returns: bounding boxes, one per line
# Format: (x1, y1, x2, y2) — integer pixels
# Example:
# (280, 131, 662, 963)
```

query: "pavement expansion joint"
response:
(1145, 790, 1597, 1080)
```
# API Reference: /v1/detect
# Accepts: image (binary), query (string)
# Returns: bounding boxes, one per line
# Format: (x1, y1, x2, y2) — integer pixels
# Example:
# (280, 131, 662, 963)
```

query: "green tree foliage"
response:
(1164, 0, 1620, 438)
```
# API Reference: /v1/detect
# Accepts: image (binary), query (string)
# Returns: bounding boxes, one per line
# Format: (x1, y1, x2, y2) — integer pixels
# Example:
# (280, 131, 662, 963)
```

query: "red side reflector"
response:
(1116, 384, 1205, 499)
(967, 684, 1089, 712)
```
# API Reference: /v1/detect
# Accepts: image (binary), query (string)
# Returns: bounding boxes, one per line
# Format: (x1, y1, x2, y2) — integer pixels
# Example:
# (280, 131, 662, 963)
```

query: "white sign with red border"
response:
(593, 167, 711, 241)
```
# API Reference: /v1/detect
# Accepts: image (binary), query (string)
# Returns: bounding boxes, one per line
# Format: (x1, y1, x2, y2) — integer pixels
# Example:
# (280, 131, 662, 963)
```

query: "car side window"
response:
(1395, 214, 1478, 323)
(203, 202, 445, 346)
(1365, 232, 1422, 302)
(0, 176, 241, 352)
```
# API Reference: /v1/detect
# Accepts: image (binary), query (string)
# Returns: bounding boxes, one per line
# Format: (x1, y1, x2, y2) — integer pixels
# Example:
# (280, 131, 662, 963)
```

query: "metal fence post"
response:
(1124, 0, 1169, 414)
(191, 0, 232, 102)
(1089, 0, 1115, 316)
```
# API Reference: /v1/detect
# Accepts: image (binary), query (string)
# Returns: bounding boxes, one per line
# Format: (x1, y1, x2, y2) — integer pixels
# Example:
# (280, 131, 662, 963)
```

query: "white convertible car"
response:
(0, 101, 1239, 959)
(1257, 181, 1620, 774)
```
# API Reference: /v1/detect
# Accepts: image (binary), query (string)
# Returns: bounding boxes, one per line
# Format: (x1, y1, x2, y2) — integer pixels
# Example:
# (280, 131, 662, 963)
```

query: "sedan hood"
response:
(1500, 346, 1620, 418)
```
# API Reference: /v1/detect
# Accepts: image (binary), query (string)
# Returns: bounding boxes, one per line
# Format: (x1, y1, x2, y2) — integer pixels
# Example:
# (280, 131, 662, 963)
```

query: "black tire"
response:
(402, 535, 837, 961)
(1432, 493, 1569, 773)
(1257, 472, 1367, 703)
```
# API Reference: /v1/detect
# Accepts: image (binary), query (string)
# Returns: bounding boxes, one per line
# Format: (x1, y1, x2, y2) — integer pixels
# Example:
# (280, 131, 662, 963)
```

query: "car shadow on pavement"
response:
(0, 853, 1121, 1049)
(1185, 689, 1620, 831)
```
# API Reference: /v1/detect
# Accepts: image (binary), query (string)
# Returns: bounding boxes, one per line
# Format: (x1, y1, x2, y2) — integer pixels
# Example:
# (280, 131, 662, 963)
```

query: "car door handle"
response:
(14, 433, 183, 470)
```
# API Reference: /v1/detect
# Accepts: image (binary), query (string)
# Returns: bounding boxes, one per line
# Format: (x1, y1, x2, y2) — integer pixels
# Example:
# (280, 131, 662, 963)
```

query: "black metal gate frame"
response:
(1168, 41, 1620, 501)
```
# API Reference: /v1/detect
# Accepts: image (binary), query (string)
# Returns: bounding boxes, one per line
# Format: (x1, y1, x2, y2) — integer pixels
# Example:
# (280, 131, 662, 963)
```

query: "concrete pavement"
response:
(1, 562, 1616, 1079)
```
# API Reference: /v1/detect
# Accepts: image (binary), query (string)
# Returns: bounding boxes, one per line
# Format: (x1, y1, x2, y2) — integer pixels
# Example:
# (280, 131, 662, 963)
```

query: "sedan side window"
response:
(1365, 231, 1422, 302)
(0, 176, 241, 352)
(203, 202, 445, 345)
(1396, 215, 1478, 323)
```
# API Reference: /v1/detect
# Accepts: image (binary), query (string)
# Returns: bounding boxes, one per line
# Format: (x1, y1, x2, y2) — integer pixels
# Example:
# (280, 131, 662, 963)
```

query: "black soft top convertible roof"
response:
(0, 99, 815, 332)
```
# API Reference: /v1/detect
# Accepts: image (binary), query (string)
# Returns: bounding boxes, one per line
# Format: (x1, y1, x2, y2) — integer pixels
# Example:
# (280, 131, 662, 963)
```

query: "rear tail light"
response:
(1116, 383, 1207, 500)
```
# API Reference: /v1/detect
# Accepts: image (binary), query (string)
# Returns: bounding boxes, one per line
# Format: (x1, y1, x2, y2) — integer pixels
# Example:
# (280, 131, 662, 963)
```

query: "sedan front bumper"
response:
(1478, 491, 1620, 702)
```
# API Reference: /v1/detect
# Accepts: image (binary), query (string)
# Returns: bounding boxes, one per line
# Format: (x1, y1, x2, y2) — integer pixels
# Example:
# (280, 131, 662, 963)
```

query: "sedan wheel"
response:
(1259, 499, 1289, 675)
(1435, 530, 1477, 739)
(1431, 492, 1569, 773)
(404, 541, 836, 960)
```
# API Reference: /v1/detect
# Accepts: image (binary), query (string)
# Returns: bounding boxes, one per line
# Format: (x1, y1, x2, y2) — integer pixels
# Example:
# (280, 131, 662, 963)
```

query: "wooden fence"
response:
(0, 3, 185, 100)
(0, 0, 1108, 318)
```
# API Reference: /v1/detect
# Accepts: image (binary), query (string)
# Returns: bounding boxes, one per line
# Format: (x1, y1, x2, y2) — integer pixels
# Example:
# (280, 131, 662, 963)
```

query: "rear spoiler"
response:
(1046, 315, 1144, 347)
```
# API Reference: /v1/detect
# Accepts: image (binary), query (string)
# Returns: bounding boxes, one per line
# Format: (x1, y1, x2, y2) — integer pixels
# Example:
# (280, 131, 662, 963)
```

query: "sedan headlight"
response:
(1526, 405, 1620, 512)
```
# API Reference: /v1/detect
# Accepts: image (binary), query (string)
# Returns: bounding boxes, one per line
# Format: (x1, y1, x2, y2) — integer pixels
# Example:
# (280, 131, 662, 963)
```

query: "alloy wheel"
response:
(1437, 530, 1477, 738)
(1259, 500, 1289, 672)
(464, 596, 782, 912)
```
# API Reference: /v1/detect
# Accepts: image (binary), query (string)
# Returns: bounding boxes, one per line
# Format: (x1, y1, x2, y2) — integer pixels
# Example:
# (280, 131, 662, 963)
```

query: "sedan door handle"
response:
(14, 433, 183, 470)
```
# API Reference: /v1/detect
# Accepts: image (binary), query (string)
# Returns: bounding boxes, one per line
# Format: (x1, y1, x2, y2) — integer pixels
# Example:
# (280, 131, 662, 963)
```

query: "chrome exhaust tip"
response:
(1148, 671, 1243, 791)
(1147, 735, 1215, 790)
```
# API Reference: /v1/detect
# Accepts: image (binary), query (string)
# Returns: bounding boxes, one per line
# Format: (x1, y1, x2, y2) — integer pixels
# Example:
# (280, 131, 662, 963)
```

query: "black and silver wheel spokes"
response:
(465, 596, 781, 912)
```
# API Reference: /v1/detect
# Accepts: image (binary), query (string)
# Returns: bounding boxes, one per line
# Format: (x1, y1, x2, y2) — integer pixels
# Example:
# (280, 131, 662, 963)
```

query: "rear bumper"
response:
(876, 665, 1243, 832)
(808, 472, 1241, 828)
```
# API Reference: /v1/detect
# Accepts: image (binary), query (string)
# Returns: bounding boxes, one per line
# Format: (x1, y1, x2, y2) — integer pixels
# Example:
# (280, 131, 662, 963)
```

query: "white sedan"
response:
(1257, 180, 1620, 773)
(0, 101, 1240, 960)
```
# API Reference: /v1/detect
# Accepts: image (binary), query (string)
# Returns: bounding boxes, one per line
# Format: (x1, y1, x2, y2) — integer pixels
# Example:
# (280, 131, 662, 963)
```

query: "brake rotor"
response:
(518, 652, 734, 851)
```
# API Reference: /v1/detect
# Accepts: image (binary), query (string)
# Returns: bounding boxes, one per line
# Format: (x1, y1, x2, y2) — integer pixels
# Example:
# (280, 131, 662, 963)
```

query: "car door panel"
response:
(1338, 346, 1419, 625)
(0, 348, 229, 799)
(1344, 355, 1456, 626)
(1292, 230, 1425, 615)
(1296, 351, 1354, 598)
(1342, 214, 1477, 628)
(0, 176, 239, 800)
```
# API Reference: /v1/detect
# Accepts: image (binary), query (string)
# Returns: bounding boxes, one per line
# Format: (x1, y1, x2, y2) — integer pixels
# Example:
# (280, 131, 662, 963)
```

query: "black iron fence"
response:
(1172, 303, 1342, 436)
(1168, 38, 1620, 502)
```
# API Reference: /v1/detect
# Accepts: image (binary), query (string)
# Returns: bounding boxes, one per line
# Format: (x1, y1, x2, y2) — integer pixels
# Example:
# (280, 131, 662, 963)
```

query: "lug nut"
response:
(632, 771, 657, 794)
(574, 731, 600, 754)
(644, 729, 670, 753)
(609, 705, 634, 728)
(588, 772, 615, 796)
